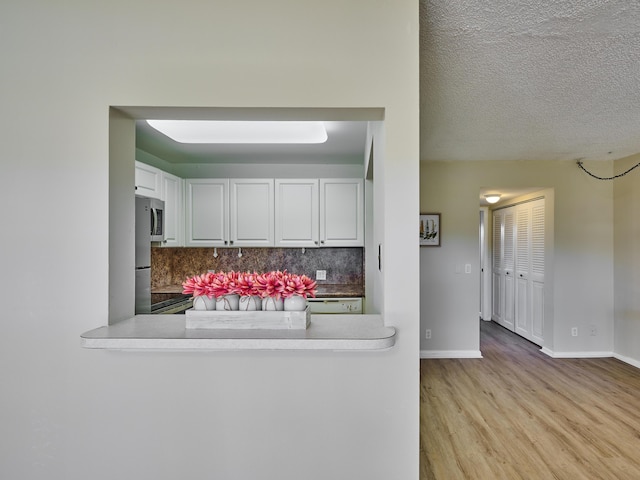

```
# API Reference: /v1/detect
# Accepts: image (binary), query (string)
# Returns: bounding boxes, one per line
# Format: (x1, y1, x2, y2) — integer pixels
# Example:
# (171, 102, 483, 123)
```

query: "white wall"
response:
(0, 2, 419, 479)
(613, 153, 640, 367)
(420, 159, 615, 357)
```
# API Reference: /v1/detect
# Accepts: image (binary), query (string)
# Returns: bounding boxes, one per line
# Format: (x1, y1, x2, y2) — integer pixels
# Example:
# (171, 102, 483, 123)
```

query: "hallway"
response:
(420, 320, 640, 479)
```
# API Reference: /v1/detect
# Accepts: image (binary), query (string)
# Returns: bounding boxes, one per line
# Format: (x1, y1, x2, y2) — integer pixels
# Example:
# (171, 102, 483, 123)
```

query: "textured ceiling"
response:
(137, 2, 640, 166)
(420, 0, 640, 162)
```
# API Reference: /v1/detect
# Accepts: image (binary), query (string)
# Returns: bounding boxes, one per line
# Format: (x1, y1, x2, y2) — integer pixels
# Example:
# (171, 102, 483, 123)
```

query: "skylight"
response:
(146, 120, 328, 144)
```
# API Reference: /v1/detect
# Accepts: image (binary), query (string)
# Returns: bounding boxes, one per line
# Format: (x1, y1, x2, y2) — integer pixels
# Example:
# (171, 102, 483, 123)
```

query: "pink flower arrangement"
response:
(181, 270, 238, 298)
(255, 270, 317, 299)
(234, 271, 262, 297)
(182, 270, 317, 299)
(282, 272, 317, 299)
(181, 272, 216, 298)
(208, 271, 239, 298)
(255, 270, 287, 299)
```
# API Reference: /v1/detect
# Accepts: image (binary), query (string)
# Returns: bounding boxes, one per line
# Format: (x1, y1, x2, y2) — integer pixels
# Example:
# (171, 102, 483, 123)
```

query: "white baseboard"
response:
(540, 349, 640, 370)
(422, 348, 640, 369)
(613, 353, 640, 369)
(540, 348, 613, 358)
(420, 350, 483, 359)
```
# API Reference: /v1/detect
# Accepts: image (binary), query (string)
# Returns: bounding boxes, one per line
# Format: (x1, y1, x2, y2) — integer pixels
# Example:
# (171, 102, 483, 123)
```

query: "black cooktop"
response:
(151, 293, 191, 312)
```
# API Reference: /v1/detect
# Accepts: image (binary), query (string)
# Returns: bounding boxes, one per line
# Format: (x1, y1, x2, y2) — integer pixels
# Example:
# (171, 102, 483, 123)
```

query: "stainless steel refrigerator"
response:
(135, 196, 163, 313)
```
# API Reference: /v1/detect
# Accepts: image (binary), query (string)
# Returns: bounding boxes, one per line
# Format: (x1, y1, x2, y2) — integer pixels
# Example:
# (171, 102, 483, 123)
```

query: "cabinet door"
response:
(229, 179, 274, 246)
(134, 161, 162, 199)
(185, 179, 229, 246)
(319, 179, 364, 246)
(161, 172, 183, 247)
(275, 179, 319, 247)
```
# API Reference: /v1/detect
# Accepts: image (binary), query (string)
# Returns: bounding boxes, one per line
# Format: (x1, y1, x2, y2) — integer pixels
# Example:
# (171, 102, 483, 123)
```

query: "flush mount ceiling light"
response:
(484, 194, 501, 204)
(146, 120, 328, 144)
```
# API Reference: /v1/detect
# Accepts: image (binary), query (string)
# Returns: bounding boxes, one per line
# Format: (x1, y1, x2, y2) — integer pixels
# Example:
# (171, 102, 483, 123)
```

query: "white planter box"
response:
(185, 307, 310, 330)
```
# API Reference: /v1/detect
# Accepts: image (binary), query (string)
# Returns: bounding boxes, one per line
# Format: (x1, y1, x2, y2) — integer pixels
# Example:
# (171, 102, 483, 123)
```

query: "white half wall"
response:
(0, 2, 419, 479)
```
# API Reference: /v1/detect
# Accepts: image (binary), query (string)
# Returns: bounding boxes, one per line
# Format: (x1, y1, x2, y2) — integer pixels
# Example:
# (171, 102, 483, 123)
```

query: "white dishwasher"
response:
(307, 297, 363, 314)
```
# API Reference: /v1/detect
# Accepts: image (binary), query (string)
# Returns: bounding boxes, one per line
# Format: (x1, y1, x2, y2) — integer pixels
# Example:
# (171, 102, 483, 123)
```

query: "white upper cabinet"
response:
(185, 179, 229, 246)
(170, 175, 364, 248)
(320, 179, 364, 247)
(134, 161, 163, 199)
(275, 179, 319, 247)
(229, 179, 274, 246)
(161, 171, 183, 247)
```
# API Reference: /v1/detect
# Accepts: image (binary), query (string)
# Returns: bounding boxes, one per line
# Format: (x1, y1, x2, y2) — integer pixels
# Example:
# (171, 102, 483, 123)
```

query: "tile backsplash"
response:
(151, 247, 364, 288)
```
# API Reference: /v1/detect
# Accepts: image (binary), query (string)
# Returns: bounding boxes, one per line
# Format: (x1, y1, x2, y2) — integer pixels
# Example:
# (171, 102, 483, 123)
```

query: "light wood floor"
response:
(420, 320, 640, 480)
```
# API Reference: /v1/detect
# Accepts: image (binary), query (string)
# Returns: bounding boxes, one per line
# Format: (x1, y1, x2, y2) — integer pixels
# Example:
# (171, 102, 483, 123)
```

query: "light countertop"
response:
(152, 284, 364, 298)
(81, 314, 395, 351)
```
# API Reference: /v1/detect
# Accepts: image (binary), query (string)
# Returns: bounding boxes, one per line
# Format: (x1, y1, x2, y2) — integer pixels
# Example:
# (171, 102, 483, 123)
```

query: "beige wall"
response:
(0, 2, 419, 479)
(613, 153, 640, 366)
(420, 159, 615, 356)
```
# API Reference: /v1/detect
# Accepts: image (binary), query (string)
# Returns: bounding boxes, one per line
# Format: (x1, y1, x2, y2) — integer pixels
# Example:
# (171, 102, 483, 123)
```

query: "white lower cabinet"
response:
(185, 179, 229, 246)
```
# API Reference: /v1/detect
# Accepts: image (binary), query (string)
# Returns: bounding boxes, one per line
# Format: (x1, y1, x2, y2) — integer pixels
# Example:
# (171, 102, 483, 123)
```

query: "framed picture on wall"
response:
(420, 213, 441, 246)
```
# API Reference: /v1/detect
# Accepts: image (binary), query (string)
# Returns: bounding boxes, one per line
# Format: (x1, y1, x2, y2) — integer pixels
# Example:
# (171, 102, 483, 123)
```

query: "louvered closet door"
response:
(492, 210, 503, 324)
(515, 205, 531, 338)
(492, 198, 545, 344)
(502, 209, 516, 331)
(530, 200, 545, 345)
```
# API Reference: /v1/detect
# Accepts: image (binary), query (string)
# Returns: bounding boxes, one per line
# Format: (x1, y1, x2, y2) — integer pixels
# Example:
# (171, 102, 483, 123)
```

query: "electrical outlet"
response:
(465, 264, 471, 274)
(316, 270, 327, 281)
(571, 327, 578, 337)
(425, 329, 431, 339)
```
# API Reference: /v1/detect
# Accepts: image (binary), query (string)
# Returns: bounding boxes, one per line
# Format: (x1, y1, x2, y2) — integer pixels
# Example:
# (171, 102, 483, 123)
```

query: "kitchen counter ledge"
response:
(80, 314, 396, 351)
(152, 284, 364, 298)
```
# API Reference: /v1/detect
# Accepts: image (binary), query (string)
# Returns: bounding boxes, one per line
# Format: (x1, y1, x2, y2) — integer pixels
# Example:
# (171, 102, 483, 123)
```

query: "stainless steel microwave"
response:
(149, 197, 164, 242)
(136, 196, 165, 242)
